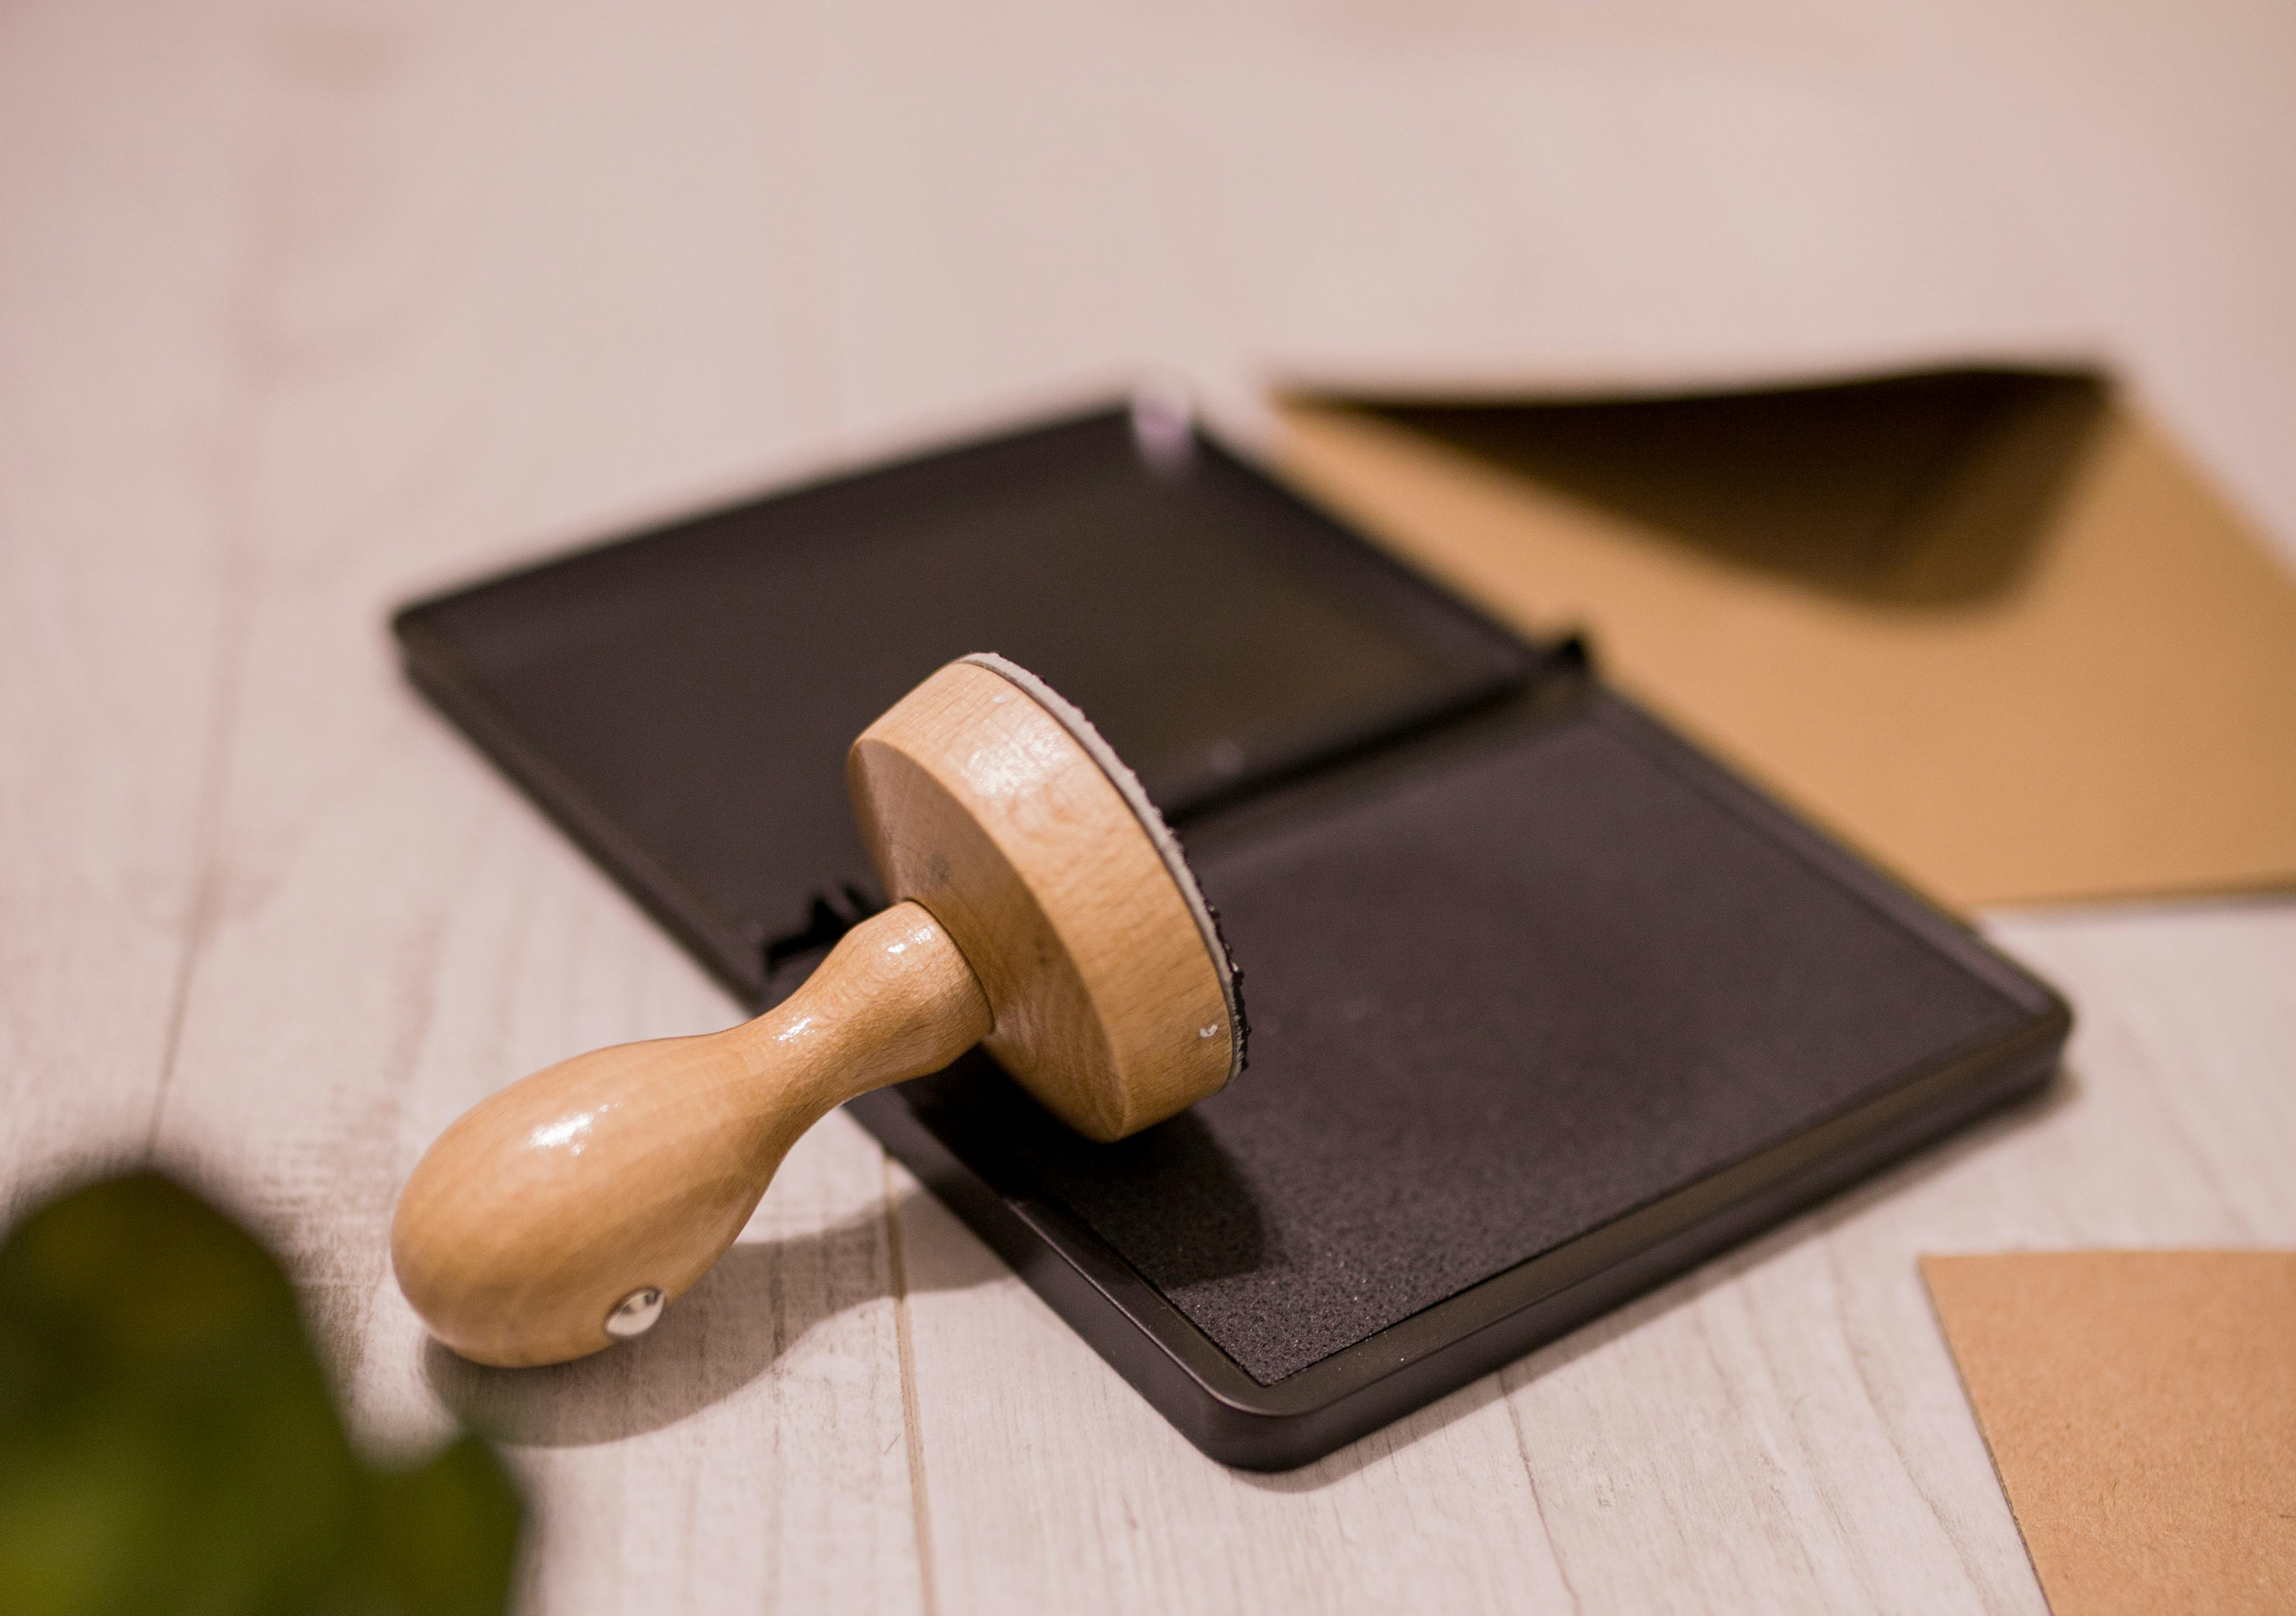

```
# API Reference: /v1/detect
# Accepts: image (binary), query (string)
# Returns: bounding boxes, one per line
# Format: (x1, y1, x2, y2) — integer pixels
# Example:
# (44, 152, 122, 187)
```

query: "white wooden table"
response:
(6, 4, 2293, 1611)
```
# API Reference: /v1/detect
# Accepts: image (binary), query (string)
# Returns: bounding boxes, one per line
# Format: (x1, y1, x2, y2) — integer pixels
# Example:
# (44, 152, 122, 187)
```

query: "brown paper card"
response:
(1922, 1252, 2296, 1615)
(1277, 372, 2296, 909)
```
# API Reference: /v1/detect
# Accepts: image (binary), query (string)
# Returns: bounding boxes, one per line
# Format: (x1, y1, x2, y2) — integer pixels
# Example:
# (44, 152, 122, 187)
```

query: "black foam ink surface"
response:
(937, 708, 2025, 1383)
(394, 401, 2064, 1454)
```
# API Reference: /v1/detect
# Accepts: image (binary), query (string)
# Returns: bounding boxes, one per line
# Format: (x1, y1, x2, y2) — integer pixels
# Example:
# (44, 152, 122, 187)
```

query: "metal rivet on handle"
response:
(604, 1286, 665, 1341)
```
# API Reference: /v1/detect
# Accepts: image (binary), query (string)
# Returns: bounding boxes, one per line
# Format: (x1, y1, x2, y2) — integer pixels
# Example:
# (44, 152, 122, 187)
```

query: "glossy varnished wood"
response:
(391, 902, 990, 1366)
(392, 656, 1236, 1366)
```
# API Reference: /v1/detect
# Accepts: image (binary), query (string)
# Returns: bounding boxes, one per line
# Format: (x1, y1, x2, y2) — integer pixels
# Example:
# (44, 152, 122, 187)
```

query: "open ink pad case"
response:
(394, 403, 2068, 1469)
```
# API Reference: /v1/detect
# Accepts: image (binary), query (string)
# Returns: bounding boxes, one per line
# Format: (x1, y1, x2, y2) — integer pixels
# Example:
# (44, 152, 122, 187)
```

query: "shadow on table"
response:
(1234, 1055, 2081, 1493)
(422, 1185, 985, 1448)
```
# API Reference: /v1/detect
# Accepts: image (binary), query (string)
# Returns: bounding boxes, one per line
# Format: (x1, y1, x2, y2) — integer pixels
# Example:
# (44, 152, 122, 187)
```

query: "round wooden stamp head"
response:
(852, 653, 1243, 1139)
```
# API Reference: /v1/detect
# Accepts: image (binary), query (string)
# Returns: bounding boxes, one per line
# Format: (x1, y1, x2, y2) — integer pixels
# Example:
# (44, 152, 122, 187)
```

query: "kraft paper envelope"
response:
(1923, 1252, 2296, 1615)
(1274, 370, 2296, 910)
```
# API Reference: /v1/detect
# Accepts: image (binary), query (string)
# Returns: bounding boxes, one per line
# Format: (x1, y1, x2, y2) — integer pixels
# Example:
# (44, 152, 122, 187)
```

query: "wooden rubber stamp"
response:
(392, 655, 1245, 1367)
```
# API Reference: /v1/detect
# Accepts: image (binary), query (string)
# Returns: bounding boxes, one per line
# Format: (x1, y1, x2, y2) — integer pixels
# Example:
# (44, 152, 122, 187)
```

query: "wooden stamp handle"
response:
(390, 902, 991, 1367)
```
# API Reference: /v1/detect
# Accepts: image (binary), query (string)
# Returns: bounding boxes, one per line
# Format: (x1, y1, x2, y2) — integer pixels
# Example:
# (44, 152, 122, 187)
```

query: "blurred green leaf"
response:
(0, 1173, 523, 1616)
